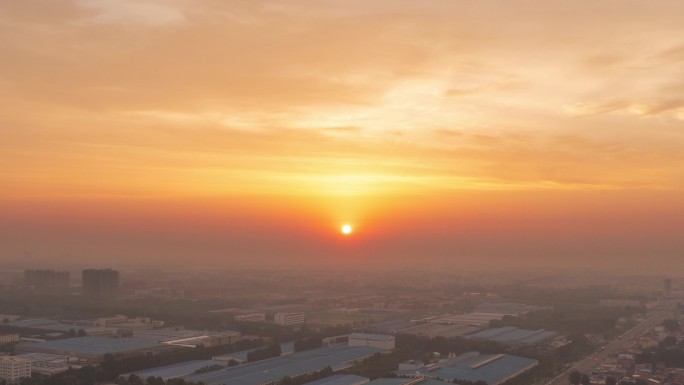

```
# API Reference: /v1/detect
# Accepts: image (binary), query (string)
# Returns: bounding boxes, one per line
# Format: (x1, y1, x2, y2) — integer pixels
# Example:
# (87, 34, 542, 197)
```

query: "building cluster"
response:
(117, 333, 539, 385)
(366, 303, 546, 340)
(6, 315, 165, 338)
(23, 270, 70, 292)
(584, 312, 683, 384)
(396, 352, 538, 385)
(22, 268, 120, 297)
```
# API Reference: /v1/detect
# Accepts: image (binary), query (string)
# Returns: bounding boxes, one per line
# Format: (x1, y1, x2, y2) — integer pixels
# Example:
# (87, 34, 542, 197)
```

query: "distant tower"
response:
(663, 278, 672, 298)
(82, 268, 120, 297)
(24, 269, 70, 292)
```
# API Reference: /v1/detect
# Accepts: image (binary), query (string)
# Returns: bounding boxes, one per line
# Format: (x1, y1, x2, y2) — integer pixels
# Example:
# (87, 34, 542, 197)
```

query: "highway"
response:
(542, 310, 673, 385)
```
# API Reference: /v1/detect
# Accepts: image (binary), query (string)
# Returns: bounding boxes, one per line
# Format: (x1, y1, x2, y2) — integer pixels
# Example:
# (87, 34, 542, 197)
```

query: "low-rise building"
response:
(395, 351, 538, 385)
(14, 353, 80, 375)
(348, 333, 395, 350)
(0, 356, 32, 383)
(0, 335, 20, 345)
(274, 312, 305, 326)
(235, 313, 266, 323)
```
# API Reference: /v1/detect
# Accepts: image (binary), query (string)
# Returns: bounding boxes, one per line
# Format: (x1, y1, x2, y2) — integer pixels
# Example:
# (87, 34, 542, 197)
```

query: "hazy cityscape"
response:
(2, 1, 684, 385)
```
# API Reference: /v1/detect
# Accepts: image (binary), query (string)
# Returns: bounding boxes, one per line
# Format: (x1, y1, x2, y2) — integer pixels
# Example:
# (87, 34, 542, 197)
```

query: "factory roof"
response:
(123, 360, 220, 380)
(475, 303, 542, 315)
(349, 333, 394, 341)
(367, 320, 414, 334)
(14, 353, 71, 363)
(395, 352, 538, 385)
(366, 378, 446, 385)
(9, 319, 60, 328)
(20, 336, 161, 355)
(188, 344, 384, 385)
(303, 374, 369, 385)
(467, 327, 555, 345)
(214, 341, 295, 362)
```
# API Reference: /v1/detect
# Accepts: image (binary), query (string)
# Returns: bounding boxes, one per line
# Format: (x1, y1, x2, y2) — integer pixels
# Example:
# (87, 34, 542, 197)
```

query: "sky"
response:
(1, 0, 684, 271)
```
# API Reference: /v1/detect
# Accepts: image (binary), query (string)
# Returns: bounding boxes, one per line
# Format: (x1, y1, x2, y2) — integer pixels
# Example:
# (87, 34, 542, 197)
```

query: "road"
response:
(543, 310, 673, 385)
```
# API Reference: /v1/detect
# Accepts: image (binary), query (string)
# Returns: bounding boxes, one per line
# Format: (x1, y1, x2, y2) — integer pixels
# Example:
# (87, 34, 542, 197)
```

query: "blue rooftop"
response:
(9, 319, 60, 328)
(214, 341, 296, 362)
(367, 320, 414, 334)
(123, 360, 222, 380)
(349, 333, 394, 341)
(188, 344, 384, 385)
(467, 327, 555, 345)
(366, 379, 446, 385)
(395, 352, 538, 385)
(21, 336, 161, 355)
(304, 374, 369, 385)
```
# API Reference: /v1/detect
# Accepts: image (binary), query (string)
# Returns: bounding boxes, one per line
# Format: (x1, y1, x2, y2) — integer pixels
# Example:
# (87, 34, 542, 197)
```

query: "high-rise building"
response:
(0, 356, 31, 383)
(24, 269, 70, 291)
(664, 278, 672, 298)
(82, 269, 120, 297)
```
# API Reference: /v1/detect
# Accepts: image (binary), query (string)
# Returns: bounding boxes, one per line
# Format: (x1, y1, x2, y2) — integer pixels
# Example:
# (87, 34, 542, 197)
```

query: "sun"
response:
(341, 224, 353, 235)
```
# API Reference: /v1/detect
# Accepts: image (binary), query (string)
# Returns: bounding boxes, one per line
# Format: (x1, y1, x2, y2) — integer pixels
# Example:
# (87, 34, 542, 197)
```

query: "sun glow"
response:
(341, 224, 353, 235)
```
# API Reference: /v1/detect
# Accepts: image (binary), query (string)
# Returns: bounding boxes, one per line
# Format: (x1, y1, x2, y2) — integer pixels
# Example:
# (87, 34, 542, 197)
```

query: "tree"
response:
(568, 370, 582, 385)
(663, 319, 681, 333)
(580, 374, 590, 385)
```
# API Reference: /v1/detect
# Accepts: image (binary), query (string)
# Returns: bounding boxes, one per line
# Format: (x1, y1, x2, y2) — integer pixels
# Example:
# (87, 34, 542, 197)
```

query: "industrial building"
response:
(274, 312, 305, 326)
(235, 313, 266, 322)
(348, 333, 395, 350)
(16, 336, 166, 363)
(123, 360, 225, 381)
(303, 374, 369, 385)
(132, 329, 241, 347)
(186, 344, 385, 385)
(365, 378, 447, 385)
(394, 351, 538, 385)
(7, 318, 117, 337)
(0, 356, 32, 383)
(466, 327, 556, 345)
(213, 341, 295, 363)
(13, 353, 81, 375)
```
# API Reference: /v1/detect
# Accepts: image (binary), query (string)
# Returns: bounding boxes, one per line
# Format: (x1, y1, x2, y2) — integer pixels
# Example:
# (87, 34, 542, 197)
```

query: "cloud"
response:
(75, 0, 188, 26)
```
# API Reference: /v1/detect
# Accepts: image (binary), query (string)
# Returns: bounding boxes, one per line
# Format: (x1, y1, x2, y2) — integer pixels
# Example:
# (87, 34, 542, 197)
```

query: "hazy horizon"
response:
(2, 1, 683, 271)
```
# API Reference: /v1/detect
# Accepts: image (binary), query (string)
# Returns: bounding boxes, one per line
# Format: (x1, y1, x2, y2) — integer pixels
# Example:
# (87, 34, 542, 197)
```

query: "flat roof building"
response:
(14, 353, 78, 376)
(274, 312, 305, 326)
(349, 333, 395, 350)
(466, 327, 556, 345)
(187, 344, 384, 385)
(395, 351, 538, 385)
(0, 356, 31, 383)
(123, 360, 223, 381)
(304, 374, 369, 385)
(16, 336, 165, 363)
(235, 313, 266, 323)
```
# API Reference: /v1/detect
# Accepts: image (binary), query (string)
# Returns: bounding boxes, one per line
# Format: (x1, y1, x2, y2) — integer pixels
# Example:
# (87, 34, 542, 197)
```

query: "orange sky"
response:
(1, 1, 684, 271)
